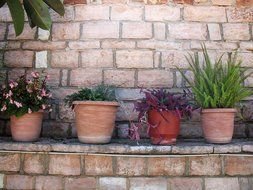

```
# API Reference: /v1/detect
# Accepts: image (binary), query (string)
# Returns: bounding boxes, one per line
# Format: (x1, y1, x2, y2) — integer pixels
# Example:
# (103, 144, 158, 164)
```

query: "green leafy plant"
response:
(0, 0, 65, 36)
(65, 85, 117, 108)
(178, 45, 252, 109)
(0, 72, 52, 117)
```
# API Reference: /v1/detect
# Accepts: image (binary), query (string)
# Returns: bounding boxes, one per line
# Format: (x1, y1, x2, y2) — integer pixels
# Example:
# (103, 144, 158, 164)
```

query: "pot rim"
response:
(201, 108, 237, 113)
(73, 101, 119, 106)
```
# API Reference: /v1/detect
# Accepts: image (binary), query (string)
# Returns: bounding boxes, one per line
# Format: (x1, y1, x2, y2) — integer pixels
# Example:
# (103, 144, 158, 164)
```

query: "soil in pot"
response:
(74, 101, 118, 144)
(201, 108, 236, 144)
(10, 112, 43, 142)
(148, 110, 180, 145)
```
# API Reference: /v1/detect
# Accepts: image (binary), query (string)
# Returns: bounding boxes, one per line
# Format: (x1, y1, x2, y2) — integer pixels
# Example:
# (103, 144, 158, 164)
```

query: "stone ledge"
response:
(0, 138, 252, 155)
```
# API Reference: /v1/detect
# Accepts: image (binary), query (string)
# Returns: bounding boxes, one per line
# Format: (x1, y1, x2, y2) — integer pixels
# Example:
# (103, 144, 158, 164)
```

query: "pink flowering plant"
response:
(0, 72, 52, 117)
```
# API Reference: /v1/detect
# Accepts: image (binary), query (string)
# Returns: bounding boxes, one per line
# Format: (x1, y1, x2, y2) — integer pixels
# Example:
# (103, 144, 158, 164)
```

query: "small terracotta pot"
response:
(10, 112, 43, 142)
(73, 101, 119, 144)
(148, 110, 180, 145)
(201, 108, 236, 144)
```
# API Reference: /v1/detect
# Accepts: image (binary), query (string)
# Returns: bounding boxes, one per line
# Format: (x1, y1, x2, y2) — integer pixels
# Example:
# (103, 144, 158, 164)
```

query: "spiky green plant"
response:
(179, 45, 252, 109)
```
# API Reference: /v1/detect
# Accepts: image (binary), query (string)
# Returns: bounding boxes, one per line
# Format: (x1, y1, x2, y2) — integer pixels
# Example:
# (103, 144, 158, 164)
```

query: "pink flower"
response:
(10, 99, 13, 104)
(9, 83, 14, 89)
(5, 90, 13, 98)
(1, 105, 7, 112)
(31, 72, 40, 78)
(41, 89, 47, 97)
(42, 104, 46, 110)
(28, 108, 32, 114)
(14, 101, 22, 108)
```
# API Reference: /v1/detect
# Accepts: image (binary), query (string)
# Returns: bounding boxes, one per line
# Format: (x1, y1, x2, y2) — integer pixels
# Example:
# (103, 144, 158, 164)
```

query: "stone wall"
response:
(0, 0, 252, 138)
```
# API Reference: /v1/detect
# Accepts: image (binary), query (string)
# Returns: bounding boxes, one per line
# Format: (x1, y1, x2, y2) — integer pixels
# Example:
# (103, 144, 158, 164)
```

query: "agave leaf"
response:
(6, 0, 24, 36)
(0, 0, 6, 8)
(23, 0, 52, 30)
(43, 0, 65, 16)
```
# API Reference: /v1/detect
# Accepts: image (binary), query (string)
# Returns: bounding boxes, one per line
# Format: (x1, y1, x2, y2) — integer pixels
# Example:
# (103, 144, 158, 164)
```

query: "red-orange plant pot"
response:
(148, 110, 180, 145)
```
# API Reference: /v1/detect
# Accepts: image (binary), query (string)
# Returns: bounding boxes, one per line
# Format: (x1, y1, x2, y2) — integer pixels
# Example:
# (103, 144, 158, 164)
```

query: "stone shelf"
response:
(0, 137, 252, 155)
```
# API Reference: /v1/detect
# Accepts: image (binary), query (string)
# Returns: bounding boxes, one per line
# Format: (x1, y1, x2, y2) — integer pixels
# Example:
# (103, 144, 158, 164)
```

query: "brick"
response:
(115, 89, 144, 101)
(70, 68, 102, 86)
(38, 28, 50, 41)
(238, 52, 253, 67)
(190, 41, 238, 50)
(168, 23, 207, 40)
(42, 69, 60, 87)
(104, 69, 135, 87)
(240, 42, 253, 51)
(137, 40, 182, 50)
(81, 50, 113, 67)
(82, 21, 119, 39)
(169, 178, 202, 190)
(236, 0, 253, 7)
(75, 5, 109, 20)
(4, 41, 21, 49)
(145, 5, 180, 21)
(227, 7, 253, 23)
(52, 23, 80, 40)
(129, 178, 167, 190)
(85, 155, 113, 175)
(148, 157, 185, 176)
(35, 51, 48, 68)
(205, 178, 240, 190)
(50, 88, 78, 100)
(0, 7, 12, 22)
(23, 41, 66, 50)
(8, 69, 25, 81)
(4, 51, 34, 67)
(0, 23, 6, 40)
(122, 22, 152, 38)
(49, 154, 81, 175)
(223, 24, 250, 41)
(51, 51, 79, 68)
(101, 40, 135, 49)
(5, 175, 34, 190)
(99, 177, 126, 190)
(184, 6, 226, 22)
(42, 121, 70, 137)
(8, 23, 36, 40)
(69, 41, 100, 49)
(65, 177, 96, 190)
(138, 69, 173, 88)
(174, 0, 193, 4)
(24, 154, 44, 174)
(211, 0, 234, 5)
(189, 156, 221, 176)
(117, 124, 130, 138)
(208, 24, 222, 41)
(51, 6, 75, 22)
(116, 157, 146, 176)
(35, 176, 63, 190)
(225, 156, 253, 175)
(116, 50, 153, 68)
(111, 5, 143, 21)
(154, 23, 166, 40)
(0, 154, 20, 172)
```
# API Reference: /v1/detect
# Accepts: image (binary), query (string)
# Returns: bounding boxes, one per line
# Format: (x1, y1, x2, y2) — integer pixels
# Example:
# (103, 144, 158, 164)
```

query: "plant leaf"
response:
(43, 0, 65, 16)
(23, 0, 52, 30)
(0, 0, 6, 8)
(6, 0, 24, 36)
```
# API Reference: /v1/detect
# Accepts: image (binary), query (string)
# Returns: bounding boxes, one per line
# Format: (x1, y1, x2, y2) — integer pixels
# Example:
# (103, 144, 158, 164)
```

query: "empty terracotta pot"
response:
(148, 110, 180, 145)
(73, 101, 119, 144)
(10, 112, 43, 142)
(201, 108, 236, 144)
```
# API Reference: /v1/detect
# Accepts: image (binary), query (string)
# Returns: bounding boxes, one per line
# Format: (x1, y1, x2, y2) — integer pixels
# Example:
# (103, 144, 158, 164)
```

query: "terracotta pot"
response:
(148, 110, 180, 145)
(201, 108, 236, 144)
(10, 112, 43, 142)
(73, 101, 119, 144)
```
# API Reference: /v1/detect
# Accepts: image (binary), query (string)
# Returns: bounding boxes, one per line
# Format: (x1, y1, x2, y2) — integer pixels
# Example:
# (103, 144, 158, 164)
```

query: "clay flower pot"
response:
(201, 108, 236, 144)
(73, 101, 119, 144)
(148, 110, 180, 145)
(10, 112, 43, 142)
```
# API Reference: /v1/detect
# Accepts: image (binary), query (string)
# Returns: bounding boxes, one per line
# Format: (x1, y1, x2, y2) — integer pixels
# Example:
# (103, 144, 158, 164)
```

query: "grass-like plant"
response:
(64, 85, 117, 108)
(179, 45, 252, 109)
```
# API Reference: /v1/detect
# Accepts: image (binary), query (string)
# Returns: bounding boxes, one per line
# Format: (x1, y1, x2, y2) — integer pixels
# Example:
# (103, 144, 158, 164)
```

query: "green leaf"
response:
(0, 0, 6, 8)
(43, 0, 65, 16)
(23, 0, 52, 30)
(6, 0, 24, 36)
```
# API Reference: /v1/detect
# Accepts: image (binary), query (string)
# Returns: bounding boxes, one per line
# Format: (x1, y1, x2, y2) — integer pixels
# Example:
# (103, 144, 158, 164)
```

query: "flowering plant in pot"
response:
(129, 89, 192, 145)
(65, 85, 119, 144)
(0, 72, 52, 141)
(179, 45, 252, 144)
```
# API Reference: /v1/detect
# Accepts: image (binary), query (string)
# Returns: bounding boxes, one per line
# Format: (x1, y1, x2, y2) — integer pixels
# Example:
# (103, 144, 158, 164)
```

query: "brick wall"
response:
(0, 0, 253, 138)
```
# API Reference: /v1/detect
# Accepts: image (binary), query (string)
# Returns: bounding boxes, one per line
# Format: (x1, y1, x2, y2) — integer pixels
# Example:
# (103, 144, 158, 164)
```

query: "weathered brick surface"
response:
(51, 6, 75, 22)
(84, 155, 113, 175)
(24, 154, 45, 174)
(81, 50, 113, 68)
(225, 156, 253, 175)
(52, 23, 80, 40)
(205, 178, 240, 190)
(208, 24, 222, 41)
(129, 178, 167, 190)
(5, 175, 34, 190)
(223, 24, 250, 41)
(104, 69, 135, 87)
(0, 154, 20, 172)
(111, 5, 143, 21)
(4, 51, 34, 67)
(169, 177, 203, 190)
(64, 177, 96, 190)
(102, 40, 135, 49)
(35, 176, 63, 190)
(116, 157, 146, 176)
(0, 23, 6, 40)
(51, 51, 79, 68)
(75, 5, 109, 21)
(22, 41, 66, 50)
(122, 22, 152, 39)
(8, 24, 36, 40)
(148, 157, 186, 176)
(70, 68, 102, 86)
(145, 5, 180, 21)
(99, 177, 127, 190)
(236, 0, 253, 7)
(211, 0, 234, 5)
(49, 154, 81, 175)
(69, 41, 100, 50)
(154, 23, 166, 40)
(227, 7, 253, 22)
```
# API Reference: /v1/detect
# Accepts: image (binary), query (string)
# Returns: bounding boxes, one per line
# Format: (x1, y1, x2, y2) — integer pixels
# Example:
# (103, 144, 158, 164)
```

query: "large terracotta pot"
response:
(201, 108, 236, 144)
(148, 110, 180, 145)
(10, 112, 43, 142)
(73, 101, 119, 144)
